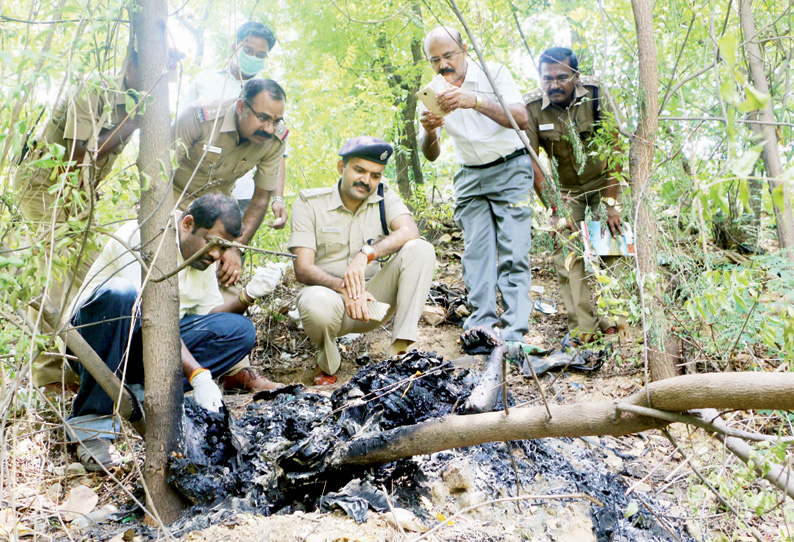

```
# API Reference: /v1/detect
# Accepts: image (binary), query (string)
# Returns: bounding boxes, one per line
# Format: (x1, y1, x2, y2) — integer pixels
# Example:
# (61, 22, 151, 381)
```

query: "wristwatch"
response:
(360, 245, 375, 263)
(271, 196, 285, 208)
(603, 197, 617, 208)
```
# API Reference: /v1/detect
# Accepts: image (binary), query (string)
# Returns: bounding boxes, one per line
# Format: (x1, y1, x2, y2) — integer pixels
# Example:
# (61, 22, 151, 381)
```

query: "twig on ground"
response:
(616, 403, 794, 443)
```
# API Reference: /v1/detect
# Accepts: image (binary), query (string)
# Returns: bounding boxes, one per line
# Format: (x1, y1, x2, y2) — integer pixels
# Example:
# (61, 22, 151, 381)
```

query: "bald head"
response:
(423, 26, 468, 86)
(423, 26, 464, 56)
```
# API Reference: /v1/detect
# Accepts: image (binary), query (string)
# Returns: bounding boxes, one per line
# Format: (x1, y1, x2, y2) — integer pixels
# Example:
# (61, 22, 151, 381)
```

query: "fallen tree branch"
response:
(32, 299, 144, 435)
(331, 373, 794, 468)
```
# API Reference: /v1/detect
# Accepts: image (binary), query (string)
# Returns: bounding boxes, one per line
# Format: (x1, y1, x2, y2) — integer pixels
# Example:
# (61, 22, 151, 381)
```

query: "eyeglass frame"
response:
(240, 44, 269, 60)
(428, 50, 464, 66)
(242, 100, 286, 131)
(541, 73, 577, 87)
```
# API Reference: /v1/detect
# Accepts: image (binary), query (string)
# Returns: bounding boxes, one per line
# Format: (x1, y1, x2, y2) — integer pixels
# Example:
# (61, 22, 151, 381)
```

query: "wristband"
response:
(189, 367, 209, 383)
(239, 289, 255, 307)
(271, 196, 285, 206)
(474, 95, 483, 111)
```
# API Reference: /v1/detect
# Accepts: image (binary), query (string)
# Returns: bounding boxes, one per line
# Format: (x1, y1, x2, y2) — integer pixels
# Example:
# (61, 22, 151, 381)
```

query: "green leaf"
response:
(0, 257, 24, 269)
(718, 36, 738, 68)
(771, 184, 786, 213)
(738, 86, 770, 113)
(624, 501, 639, 518)
(730, 145, 763, 178)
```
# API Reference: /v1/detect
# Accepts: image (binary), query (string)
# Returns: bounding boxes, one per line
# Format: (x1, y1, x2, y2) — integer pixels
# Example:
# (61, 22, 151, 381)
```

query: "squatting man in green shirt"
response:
(64, 193, 283, 472)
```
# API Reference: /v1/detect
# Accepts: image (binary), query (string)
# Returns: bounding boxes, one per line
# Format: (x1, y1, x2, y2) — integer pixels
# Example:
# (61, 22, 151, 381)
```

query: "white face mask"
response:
(237, 50, 266, 76)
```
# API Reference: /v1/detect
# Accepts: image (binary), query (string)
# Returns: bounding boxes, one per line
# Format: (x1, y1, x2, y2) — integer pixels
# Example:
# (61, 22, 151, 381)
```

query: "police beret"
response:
(338, 136, 393, 165)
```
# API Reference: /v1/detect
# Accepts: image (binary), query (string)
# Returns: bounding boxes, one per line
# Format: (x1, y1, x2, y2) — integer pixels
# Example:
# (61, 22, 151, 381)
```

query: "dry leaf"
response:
(58, 484, 98, 522)
(564, 252, 576, 272)
(437, 234, 452, 244)
(0, 509, 35, 538)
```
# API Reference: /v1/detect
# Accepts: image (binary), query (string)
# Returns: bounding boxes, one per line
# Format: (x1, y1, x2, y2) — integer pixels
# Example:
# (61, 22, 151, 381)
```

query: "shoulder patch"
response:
(579, 75, 601, 88)
(523, 88, 544, 104)
(193, 105, 224, 123)
(299, 186, 334, 200)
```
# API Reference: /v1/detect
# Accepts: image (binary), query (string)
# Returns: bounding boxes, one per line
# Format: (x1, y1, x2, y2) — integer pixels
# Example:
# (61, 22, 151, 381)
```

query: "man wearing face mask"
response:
(171, 78, 288, 392)
(185, 21, 288, 227)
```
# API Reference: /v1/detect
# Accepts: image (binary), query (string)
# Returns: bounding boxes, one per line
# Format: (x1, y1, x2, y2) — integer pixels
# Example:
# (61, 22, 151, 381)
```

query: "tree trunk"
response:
(630, 0, 677, 381)
(131, 1, 186, 523)
(373, 4, 425, 202)
(394, 8, 425, 202)
(739, 0, 794, 258)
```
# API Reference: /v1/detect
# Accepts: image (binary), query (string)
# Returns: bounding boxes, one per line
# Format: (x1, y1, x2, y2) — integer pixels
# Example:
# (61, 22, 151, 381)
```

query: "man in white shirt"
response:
(66, 193, 282, 471)
(418, 26, 534, 343)
(184, 21, 288, 228)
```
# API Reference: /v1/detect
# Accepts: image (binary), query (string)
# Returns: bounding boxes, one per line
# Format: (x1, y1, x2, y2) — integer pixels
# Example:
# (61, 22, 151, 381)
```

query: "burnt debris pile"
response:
(169, 349, 690, 541)
(169, 351, 472, 511)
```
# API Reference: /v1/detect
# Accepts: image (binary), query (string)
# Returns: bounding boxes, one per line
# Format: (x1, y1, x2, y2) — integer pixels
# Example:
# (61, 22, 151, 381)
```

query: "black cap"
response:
(338, 136, 393, 165)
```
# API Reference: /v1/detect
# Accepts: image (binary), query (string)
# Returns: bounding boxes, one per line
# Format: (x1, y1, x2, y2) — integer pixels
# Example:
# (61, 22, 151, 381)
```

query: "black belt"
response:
(465, 148, 528, 170)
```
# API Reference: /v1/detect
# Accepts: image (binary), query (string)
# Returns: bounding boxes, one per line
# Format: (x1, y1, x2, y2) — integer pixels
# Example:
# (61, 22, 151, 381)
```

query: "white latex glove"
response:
(245, 263, 283, 298)
(190, 370, 223, 412)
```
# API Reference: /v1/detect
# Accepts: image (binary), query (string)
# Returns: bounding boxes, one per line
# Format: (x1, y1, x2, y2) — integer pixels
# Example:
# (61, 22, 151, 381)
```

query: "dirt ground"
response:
(4, 229, 792, 542)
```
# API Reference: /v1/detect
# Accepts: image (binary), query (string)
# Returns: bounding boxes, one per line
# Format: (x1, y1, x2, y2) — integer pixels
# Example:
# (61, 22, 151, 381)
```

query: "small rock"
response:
(442, 459, 474, 492)
(46, 483, 63, 501)
(632, 482, 652, 493)
(422, 305, 446, 326)
(605, 454, 623, 473)
(530, 285, 545, 294)
(279, 352, 292, 360)
(66, 463, 86, 476)
(454, 304, 470, 318)
(385, 508, 429, 532)
(685, 520, 703, 539)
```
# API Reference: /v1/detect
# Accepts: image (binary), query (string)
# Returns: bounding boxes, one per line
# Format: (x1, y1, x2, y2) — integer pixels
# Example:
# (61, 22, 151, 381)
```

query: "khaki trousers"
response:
(17, 174, 90, 387)
(553, 189, 626, 335)
(297, 239, 435, 375)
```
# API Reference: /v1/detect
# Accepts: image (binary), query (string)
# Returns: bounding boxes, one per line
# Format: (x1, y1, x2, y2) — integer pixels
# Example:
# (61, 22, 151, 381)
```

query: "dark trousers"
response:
(69, 277, 255, 419)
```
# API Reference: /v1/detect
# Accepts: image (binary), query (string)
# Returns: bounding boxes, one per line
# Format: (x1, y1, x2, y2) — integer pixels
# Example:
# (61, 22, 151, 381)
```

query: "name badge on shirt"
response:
(539, 123, 554, 131)
(322, 227, 341, 233)
(203, 144, 222, 154)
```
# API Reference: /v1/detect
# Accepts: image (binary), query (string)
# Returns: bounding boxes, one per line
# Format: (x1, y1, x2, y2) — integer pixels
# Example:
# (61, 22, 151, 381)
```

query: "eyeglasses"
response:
(243, 100, 286, 131)
(428, 50, 463, 65)
(242, 46, 268, 60)
(541, 74, 575, 86)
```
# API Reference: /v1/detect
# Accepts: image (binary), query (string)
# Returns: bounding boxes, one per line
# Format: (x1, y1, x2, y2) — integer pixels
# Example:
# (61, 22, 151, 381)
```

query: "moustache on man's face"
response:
(254, 130, 273, 139)
(439, 68, 456, 75)
(353, 181, 371, 192)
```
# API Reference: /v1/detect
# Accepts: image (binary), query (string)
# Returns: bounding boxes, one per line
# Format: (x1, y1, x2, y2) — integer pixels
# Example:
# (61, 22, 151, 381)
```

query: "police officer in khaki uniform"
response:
(14, 54, 143, 390)
(525, 47, 625, 341)
(288, 137, 436, 385)
(172, 77, 287, 392)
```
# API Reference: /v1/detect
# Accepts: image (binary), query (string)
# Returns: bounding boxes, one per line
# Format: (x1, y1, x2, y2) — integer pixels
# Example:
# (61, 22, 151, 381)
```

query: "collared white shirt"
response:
(71, 214, 224, 319)
(419, 60, 524, 166)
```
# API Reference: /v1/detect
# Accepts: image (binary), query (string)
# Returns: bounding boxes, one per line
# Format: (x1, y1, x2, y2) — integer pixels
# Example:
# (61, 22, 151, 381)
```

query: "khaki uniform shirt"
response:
(15, 76, 130, 195)
(524, 78, 615, 196)
(287, 181, 411, 280)
(173, 98, 284, 205)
